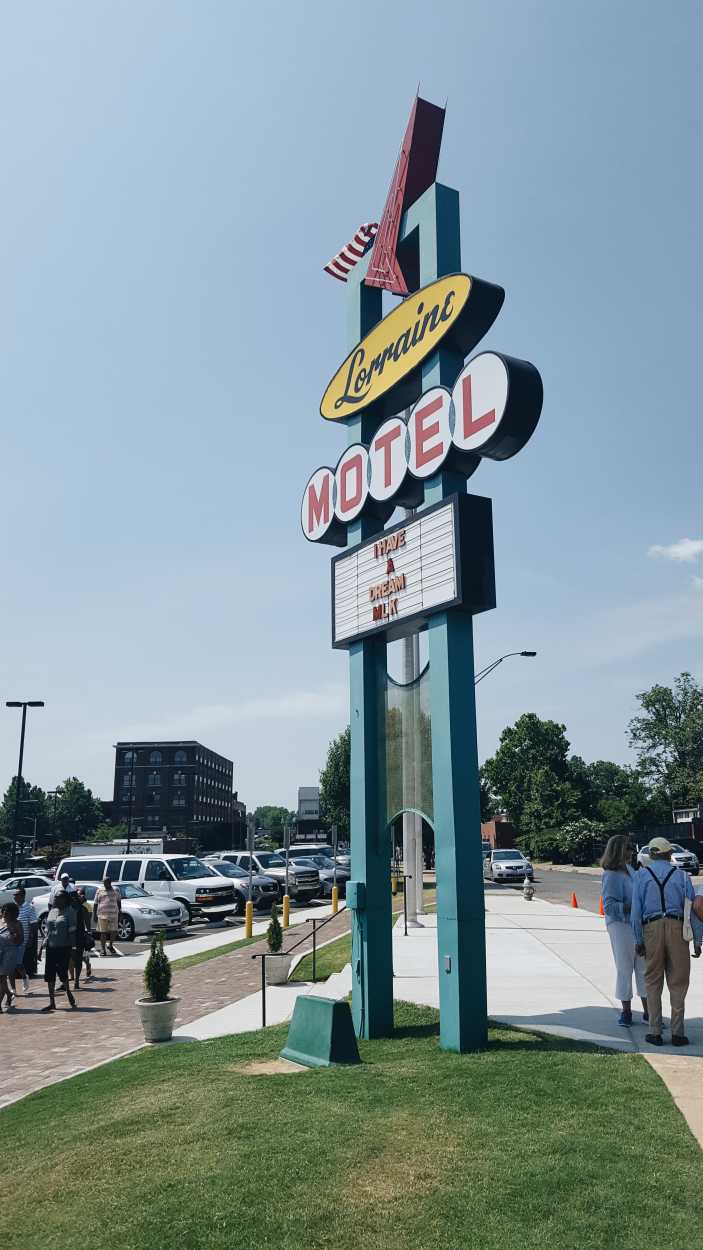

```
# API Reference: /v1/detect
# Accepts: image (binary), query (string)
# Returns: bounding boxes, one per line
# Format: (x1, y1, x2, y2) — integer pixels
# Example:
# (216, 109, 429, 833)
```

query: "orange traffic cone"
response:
(599, 896, 605, 917)
(570, 892, 579, 908)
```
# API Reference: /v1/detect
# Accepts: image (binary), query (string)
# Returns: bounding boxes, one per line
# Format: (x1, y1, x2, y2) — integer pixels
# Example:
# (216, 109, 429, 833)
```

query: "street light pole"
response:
(48, 788, 63, 845)
(6, 701, 44, 875)
(474, 651, 537, 685)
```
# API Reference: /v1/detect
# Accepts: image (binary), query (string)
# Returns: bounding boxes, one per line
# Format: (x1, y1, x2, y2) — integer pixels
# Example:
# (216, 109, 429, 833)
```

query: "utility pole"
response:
(6, 701, 44, 875)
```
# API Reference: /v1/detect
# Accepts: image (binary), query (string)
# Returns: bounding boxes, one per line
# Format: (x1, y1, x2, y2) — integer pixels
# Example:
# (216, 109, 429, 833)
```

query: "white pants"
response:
(607, 919, 647, 1002)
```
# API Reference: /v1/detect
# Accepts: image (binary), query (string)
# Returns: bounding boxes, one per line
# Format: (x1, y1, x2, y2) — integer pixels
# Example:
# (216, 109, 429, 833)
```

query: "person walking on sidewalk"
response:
(16, 888, 39, 981)
(69, 889, 92, 989)
(93, 876, 120, 957)
(41, 891, 77, 1012)
(0, 902, 25, 1011)
(601, 834, 648, 1027)
(10, 889, 37, 996)
(631, 837, 695, 1047)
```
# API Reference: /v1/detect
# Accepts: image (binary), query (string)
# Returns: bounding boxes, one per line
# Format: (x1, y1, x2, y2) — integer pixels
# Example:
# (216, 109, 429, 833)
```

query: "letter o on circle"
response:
(334, 444, 369, 523)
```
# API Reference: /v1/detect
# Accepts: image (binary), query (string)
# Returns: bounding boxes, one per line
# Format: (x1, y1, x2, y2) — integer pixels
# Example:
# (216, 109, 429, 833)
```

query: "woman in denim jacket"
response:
(601, 834, 647, 1027)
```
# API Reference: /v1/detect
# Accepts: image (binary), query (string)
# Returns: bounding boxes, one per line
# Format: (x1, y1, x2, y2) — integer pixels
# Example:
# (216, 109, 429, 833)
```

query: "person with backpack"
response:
(41, 891, 77, 1012)
(630, 837, 696, 1047)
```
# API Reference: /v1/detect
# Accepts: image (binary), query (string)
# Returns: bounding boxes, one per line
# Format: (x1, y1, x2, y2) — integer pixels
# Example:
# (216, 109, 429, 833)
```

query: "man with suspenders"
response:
(631, 837, 696, 1046)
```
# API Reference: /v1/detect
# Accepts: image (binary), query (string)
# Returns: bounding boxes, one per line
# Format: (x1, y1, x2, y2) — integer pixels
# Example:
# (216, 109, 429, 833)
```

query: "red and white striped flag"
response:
(323, 222, 378, 282)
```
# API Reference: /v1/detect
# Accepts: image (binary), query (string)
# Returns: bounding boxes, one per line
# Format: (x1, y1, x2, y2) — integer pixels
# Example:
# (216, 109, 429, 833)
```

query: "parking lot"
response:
(102, 893, 330, 956)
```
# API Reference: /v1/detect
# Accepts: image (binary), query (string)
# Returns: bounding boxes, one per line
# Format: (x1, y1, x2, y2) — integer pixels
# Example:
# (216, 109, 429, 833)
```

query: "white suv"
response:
(56, 853, 236, 922)
(225, 851, 320, 902)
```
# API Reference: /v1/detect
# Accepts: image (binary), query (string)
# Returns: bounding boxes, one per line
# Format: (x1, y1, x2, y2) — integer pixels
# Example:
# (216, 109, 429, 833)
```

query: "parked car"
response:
(637, 843, 700, 874)
(288, 852, 351, 898)
(55, 853, 237, 923)
(0, 873, 55, 908)
(205, 858, 280, 914)
(483, 849, 534, 882)
(222, 851, 320, 902)
(34, 883, 188, 942)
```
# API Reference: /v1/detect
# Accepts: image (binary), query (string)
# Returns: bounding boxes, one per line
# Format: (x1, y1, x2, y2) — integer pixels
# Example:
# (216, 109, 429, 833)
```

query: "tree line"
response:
(319, 673, 703, 860)
(0, 775, 107, 864)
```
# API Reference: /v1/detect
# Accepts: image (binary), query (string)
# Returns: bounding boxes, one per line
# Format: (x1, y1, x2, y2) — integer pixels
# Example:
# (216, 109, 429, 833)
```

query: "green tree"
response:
(53, 777, 104, 842)
(628, 672, 703, 806)
(482, 714, 581, 839)
(581, 760, 669, 830)
(253, 806, 296, 833)
(319, 726, 350, 838)
(0, 778, 50, 852)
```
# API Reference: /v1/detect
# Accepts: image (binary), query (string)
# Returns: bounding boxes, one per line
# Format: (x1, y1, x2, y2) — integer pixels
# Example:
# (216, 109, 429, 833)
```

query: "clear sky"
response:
(1, 1, 702, 810)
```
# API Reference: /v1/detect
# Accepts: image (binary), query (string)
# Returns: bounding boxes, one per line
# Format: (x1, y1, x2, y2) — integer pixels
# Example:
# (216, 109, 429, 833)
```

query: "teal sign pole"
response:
(345, 278, 395, 1040)
(302, 98, 542, 1052)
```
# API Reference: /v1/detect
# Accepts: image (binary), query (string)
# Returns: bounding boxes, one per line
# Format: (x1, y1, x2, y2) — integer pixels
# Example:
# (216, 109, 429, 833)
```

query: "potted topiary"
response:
(136, 932, 180, 1042)
(265, 903, 292, 985)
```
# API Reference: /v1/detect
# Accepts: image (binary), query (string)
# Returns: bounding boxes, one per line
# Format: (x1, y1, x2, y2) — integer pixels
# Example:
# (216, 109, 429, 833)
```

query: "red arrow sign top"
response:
(365, 95, 446, 296)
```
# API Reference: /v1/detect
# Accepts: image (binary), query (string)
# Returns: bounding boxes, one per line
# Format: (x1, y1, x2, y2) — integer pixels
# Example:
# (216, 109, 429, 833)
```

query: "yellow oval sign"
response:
(321, 274, 472, 421)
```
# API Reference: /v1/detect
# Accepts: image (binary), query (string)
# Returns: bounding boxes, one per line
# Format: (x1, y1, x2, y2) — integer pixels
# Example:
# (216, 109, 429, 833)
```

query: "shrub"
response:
(267, 902, 283, 953)
(518, 828, 564, 863)
(557, 819, 607, 866)
(144, 932, 172, 1001)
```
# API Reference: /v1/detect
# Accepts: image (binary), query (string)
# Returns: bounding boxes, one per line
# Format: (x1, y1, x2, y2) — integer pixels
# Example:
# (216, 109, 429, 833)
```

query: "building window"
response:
(146, 790, 160, 806)
(147, 772, 160, 787)
(123, 750, 136, 765)
(173, 771, 186, 786)
(173, 795, 186, 808)
(175, 749, 188, 765)
(149, 750, 162, 765)
(121, 774, 133, 789)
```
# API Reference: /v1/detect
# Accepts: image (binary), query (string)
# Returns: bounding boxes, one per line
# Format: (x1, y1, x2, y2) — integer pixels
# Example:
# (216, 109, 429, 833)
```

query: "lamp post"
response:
(474, 651, 537, 686)
(6, 701, 44, 874)
(48, 788, 63, 846)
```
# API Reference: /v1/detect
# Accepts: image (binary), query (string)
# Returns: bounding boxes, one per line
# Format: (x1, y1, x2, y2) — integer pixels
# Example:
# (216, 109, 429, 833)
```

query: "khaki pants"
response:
(643, 917, 690, 1037)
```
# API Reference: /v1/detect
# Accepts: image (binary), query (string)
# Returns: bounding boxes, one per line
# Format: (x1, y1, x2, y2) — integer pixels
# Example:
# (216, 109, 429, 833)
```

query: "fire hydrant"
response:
(523, 875, 535, 902)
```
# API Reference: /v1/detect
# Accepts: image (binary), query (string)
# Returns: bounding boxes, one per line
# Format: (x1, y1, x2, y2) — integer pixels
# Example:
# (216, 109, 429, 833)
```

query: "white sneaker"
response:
(22, 976, 30, 994)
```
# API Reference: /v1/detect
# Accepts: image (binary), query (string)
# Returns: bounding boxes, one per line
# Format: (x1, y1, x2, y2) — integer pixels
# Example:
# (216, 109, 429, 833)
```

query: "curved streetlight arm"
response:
(474, 651, 537, 686)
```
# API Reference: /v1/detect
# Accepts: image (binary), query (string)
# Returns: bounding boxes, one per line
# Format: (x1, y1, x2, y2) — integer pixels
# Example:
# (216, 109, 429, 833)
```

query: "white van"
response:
(55, 852, 236, 922)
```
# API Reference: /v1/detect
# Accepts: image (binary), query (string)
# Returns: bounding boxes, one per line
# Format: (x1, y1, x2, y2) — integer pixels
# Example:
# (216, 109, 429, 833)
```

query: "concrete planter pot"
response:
(266, 955, 293, 986)
(136, 995, 180, 1043)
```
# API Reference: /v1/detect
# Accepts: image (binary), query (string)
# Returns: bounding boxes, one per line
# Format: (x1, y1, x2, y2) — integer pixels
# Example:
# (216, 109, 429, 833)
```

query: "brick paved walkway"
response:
(1, 910, 352, 1109)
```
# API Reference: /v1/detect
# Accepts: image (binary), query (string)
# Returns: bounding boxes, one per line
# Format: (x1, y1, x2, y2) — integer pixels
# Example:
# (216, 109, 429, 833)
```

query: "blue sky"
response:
(1, 2, 701, 809)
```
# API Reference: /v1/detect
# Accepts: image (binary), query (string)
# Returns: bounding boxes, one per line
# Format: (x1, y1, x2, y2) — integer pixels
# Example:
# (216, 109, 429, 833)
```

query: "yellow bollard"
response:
(245, 899, 253, 939)
(282, 894, 290, 928)
(391, 875, 398, 896)
(331, 884, 339, 914)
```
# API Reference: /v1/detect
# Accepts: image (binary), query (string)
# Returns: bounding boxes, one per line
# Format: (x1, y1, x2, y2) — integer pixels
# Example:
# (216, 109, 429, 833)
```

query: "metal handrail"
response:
(251, 904, 348, 1026)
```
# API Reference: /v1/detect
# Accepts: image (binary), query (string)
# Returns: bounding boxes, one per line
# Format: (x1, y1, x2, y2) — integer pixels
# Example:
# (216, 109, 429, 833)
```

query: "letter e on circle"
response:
(408, 388, 452, 479)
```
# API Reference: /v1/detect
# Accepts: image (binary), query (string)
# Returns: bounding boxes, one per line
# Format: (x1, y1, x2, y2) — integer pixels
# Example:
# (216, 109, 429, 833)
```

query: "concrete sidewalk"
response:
(394, 895, 703, 1145)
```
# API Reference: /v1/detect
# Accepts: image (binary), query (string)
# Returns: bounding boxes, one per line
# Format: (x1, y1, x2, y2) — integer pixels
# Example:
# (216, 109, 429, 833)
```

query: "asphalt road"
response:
(486, 866, 703, 913)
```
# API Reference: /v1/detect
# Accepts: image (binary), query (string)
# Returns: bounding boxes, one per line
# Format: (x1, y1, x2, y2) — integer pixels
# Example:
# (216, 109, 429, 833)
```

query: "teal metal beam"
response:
(344, 264, 394, 1039)
(402, 183, 488, 1051)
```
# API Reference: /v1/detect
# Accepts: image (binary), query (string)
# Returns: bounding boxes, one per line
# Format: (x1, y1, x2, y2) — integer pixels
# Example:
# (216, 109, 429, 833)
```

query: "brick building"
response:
(113, 740, 242, 851)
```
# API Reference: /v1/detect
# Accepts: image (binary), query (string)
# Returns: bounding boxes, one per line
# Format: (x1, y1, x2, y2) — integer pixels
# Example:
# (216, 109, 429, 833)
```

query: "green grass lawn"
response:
(290, 929, 351, 981)
(1, 1003, 699, 1250)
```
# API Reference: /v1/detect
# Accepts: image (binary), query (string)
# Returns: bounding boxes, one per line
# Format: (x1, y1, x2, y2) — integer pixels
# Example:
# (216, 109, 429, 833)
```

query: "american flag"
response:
(323, 222, 379, 282)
